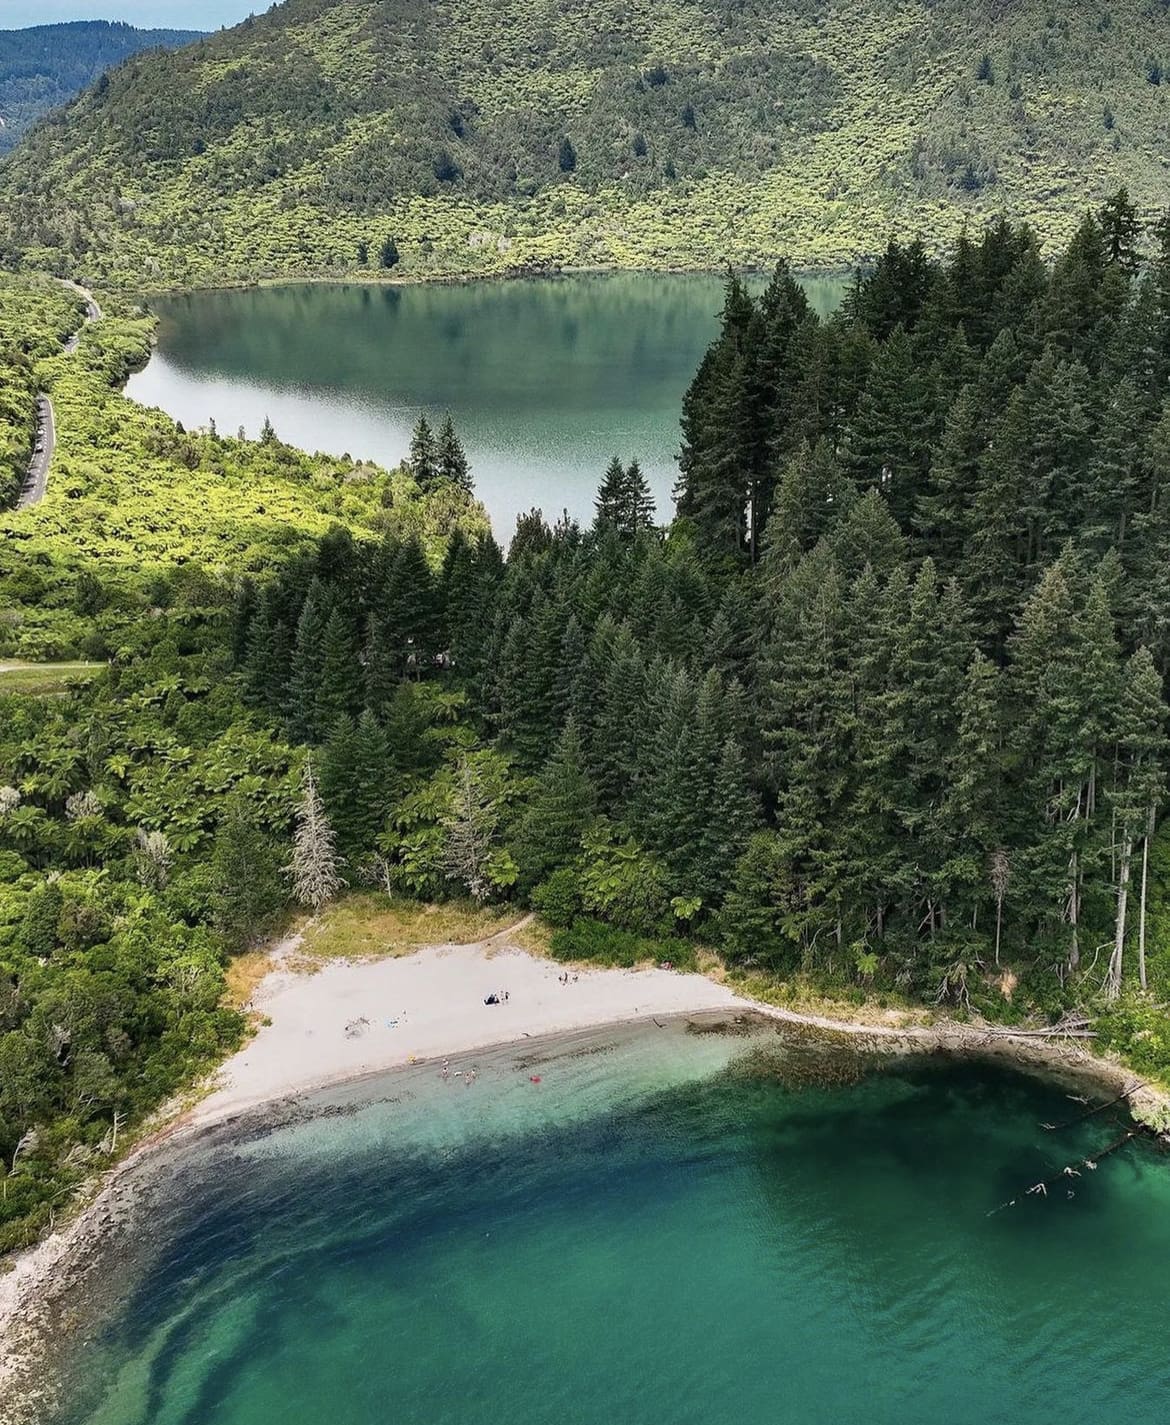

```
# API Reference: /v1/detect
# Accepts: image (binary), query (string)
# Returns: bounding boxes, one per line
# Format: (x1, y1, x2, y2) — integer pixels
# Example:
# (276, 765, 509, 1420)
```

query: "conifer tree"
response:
(622, 459, 656, 533)
(211, 797, 285, 949)
(409, 415, 438, 489)
(288, 581, 329, 743)
(243, 588, 289, 714)
(845, 325, 936, 527)
(321, 710, 391, 863)
(288, 758, 343, 910)
(442, 756, 502, 904)
(315, 607, 362, 736)
(512, 718, 597, 887)
(591, 623, 646, 807)
(1106, 646, 1166, 996)
(595, 456, 627, 530)
(436, 413, 472, 491)
(1099, 188, 1142, 274)
(364, 615, 397, 717)
(383, 536, 440, 667)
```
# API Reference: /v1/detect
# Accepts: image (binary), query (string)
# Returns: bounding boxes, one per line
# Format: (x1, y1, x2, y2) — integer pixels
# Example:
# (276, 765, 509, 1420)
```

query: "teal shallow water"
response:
(47, 1021, 1170, 1425)
(125, 273, 847, 535)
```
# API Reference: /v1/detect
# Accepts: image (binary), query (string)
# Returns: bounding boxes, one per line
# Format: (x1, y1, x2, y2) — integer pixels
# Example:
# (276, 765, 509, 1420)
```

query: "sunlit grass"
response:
(299, 893, 525, 961)
(0, 659, 104, 693)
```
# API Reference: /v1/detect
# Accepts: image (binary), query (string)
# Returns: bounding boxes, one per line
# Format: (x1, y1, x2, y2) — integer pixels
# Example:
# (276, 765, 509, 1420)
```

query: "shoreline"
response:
(2, 936, 1166, 1422)
(118, 258, 855, 302)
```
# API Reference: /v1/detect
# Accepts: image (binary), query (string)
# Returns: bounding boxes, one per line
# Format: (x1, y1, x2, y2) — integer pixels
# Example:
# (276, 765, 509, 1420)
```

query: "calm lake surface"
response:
(126, 274, 848, 536)
(48, 1020, 1170, 1425)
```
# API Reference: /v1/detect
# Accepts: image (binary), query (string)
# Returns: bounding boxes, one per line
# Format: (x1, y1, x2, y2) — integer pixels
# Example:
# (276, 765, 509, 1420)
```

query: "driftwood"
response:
(983, 1011, 1096, 1041)
(1041, 1081, 1146, 1132)
(988, 1130, 1137, 1215)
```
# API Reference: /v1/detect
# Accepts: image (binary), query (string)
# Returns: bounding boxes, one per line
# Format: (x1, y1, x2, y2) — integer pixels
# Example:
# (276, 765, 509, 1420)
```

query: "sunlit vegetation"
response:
(2, 0, 1170, 286)
(299, 893, 521, 960)
(0, 660, 103, 694)
(0, 274, 490, 658)
(0, 273, 80, 507)
(0, 278, 492, 1248)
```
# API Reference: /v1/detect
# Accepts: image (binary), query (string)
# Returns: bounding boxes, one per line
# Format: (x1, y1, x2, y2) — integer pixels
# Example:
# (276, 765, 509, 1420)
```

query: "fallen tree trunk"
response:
(1041, 1081, 1146, 1132)
(988, 1130, 1137, 1216)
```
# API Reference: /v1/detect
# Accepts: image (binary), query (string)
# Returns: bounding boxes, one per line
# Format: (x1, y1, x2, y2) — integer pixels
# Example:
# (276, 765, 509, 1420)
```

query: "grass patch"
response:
(0, 660, 103, 693)
(299, 893, 522, 961)
(723, 968, 932, 1028)
(223, 948, 278, 1010)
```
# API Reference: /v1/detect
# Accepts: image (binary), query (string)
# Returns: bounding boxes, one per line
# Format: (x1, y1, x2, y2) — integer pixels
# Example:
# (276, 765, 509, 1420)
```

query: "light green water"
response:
(126, 273, 847, 535)
(44, 1019, 1170, 1425)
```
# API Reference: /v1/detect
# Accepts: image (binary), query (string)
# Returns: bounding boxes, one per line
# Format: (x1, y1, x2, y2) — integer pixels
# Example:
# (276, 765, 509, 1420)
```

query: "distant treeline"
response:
(0, 21, 202, 154)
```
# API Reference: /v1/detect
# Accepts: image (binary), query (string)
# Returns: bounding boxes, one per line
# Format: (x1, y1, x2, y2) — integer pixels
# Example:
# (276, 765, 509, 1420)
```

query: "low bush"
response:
(548, 916, 697, 972)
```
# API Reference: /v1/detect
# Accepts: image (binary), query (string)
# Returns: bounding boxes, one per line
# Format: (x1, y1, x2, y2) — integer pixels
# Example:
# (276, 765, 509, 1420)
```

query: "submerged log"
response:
(988, 1130, 1137, 1216)
(1041, 1081, 1146, 1132)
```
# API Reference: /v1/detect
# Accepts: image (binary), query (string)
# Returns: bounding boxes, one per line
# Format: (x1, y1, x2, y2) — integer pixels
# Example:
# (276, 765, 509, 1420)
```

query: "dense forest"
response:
(0, 279, 490, 1249)
(6, 202, 1170, 1250)
(0, 21, 202, 155)
(233, 198, 1170, 1005)
(1, 0, 1170, 285)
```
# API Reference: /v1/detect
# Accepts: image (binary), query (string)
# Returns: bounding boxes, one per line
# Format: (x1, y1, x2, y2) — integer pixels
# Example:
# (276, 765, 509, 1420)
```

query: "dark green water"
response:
(126, 274, 847, 535)
(47, 1022, 1170, 1425)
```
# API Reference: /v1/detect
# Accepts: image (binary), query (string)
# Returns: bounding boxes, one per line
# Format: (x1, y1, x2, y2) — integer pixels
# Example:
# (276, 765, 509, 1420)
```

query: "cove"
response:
(42, 1020, 1170, 1425)
(126, 273, 848, 537)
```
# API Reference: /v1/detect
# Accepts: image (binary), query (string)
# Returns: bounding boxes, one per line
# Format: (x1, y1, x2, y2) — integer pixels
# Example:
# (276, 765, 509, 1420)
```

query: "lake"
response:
(43, 1020, 1170, 1425)
(126, 274, 849, 537)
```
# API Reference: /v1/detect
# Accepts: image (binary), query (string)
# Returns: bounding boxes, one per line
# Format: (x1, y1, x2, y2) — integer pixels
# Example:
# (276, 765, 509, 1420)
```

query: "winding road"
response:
(16, 281, 103, 510)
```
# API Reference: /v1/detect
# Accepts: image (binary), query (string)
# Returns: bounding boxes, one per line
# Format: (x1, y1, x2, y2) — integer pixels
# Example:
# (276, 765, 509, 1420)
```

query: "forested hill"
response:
(1, 0, 1170, 287)
(0, 21, 203, 156)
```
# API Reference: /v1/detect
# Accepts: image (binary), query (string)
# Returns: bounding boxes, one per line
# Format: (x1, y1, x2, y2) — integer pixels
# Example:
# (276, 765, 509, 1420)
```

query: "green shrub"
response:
(531, 867, 581, 927)
(549, 917, 697, 972)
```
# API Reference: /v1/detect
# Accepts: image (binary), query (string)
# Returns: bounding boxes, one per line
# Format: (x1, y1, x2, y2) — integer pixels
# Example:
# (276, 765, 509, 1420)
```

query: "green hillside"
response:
(0, 20, 203, 155)
(1, 0, 1169, 287)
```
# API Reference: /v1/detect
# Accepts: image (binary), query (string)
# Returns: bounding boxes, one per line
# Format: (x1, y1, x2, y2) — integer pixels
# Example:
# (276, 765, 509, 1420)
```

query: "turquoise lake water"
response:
(46, 1020, 1170, 1425)
(125, 273, 848, 536)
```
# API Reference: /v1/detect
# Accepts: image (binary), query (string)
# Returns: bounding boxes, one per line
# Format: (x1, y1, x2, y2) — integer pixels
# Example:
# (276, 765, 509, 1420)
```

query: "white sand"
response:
(192, 938, 744, 1128)
(3, 925, 1158, 1422)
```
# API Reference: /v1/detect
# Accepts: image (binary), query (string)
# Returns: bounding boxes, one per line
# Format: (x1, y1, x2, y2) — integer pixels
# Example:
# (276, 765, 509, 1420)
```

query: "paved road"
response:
(17, 395, 55, 509)
(17, 281, 102, 509)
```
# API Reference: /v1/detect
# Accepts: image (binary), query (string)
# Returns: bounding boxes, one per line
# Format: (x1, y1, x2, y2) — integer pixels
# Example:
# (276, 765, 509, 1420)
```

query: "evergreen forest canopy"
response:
(0, 21, 203, 156)
(2, 0, 1170, 285)
(7, 203, 1170, 1251)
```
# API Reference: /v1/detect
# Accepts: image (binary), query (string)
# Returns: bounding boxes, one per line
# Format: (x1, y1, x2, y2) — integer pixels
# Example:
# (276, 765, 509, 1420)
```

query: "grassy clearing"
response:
(298, 894, 524, 961)
(0, 660, 104, 693)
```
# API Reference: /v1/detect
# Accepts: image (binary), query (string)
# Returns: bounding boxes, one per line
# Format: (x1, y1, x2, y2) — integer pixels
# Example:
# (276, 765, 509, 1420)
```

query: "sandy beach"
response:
(2, 921, 1163, 1423)
(190, 934, 744, 1129)
(0, 930, 751, 1421)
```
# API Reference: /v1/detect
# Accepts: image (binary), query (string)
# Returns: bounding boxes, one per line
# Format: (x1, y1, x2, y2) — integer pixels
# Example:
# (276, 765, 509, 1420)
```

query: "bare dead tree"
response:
(989, 848, 1010, 967)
